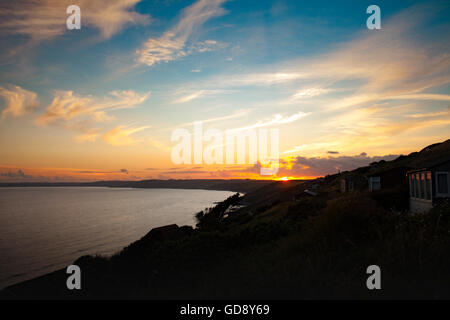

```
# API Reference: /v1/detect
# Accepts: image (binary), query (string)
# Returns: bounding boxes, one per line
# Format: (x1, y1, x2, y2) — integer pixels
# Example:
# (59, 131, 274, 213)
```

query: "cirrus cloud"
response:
(37, 90, 151, 126)
(0, 84, 39, 119)
(137, 0, 228, 67)
(34, 89, 150, 143)
(103, 125, 150, 146)
(231, 111, 310, 132)
(0, 0, 150, 42)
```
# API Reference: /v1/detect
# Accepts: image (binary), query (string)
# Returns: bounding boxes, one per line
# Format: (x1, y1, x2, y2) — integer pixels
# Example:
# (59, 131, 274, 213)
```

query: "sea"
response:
(0, 187, 234, 289)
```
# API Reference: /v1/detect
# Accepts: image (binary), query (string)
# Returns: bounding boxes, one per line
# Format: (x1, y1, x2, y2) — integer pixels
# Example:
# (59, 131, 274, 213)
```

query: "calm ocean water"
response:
(0, 187, 234, 289)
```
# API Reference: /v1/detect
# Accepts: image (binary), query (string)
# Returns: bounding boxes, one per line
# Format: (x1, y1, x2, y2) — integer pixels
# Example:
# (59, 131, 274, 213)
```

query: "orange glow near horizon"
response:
(0, 2, 449, 185)
(273, 176, 312, 182)
(0, 164, 320, 182)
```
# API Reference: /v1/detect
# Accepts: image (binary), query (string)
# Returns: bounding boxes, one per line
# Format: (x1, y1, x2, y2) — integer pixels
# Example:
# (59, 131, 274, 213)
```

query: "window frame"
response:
(409, 174, 414, 197)
(409, 171, 432, 201)
(420, 173, 425, 199)
(425, 172, 432, 200)
(415, 173, 420, 199)
(369, 176, 380, 191)
(435, 171, 450, 198)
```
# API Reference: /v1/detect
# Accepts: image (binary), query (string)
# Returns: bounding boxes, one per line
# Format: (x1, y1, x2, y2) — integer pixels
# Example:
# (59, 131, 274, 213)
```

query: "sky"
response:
(0, 0, 449, 181)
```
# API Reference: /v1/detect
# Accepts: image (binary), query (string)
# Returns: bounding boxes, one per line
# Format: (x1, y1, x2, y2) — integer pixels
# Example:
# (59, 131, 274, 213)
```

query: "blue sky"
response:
(0, 0, 449, 181)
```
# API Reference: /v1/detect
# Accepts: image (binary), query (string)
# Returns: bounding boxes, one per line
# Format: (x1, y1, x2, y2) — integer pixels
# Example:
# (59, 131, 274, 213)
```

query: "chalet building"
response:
(368, 176, 381, 191)
(407, 160, 450, 213)
(367, 166, 411, 191)
(340, 178, 354, 193)
(293, 189, 318, 201)
(340, 175, 367, 193)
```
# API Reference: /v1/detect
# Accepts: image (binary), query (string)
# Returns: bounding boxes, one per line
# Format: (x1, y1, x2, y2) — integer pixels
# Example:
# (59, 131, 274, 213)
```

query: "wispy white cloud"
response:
(168, 109, 251, 130)
(408, 109, 450, 118)
(0, 84, 39, 119)
(177, 4, 449, 158)
(172, 89, 230, 104)
(283, 142, 339, 155)
(191, 40, 228, 53)
(137, 0, 227, 66)
(188, 5, 449, 111)
(173, 90, 206, 104)
(37, 90, 150, 125)
(231, 111, 309, 132)
(34, 89, 150, 143)
(201, 72, 306, 88)
(103, 125, 150, 146)
(75, 128, 101, 143)
(388, 94, 450, 101)
(291, 87, 332, 99)
(0, 0, 150, 42)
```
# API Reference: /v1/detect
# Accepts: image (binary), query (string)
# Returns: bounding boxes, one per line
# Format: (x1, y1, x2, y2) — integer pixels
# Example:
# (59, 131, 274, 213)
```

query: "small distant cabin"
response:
(293, 189, 318, 201)
(407, 160, 450, 213)
(340, 175, 366, 193)
(368, 166, 411, 191)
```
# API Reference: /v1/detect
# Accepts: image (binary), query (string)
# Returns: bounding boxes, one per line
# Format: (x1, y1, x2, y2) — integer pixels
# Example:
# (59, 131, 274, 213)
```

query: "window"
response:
(369, 177, 380, 191)
(411, 174, 417, 198)
(426, 172, 432, 200)
(420, 173, 425, 199)
(409, 175, 413, 197)
(410, 171, 432, 200)
(436, 172, 449, 197)
(414, 174, 419, 198)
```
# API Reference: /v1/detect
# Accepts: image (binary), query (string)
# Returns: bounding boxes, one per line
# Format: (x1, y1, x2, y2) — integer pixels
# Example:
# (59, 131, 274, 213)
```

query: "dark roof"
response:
(407, 158, 450, 174)
(409, 140, 450, 168)
(341, 177, 367, 183)
(367, 166, 413, 177)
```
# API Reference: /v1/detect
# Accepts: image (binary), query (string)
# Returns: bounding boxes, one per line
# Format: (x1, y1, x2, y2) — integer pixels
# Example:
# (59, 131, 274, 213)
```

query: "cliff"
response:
(2, 139, 450, 299)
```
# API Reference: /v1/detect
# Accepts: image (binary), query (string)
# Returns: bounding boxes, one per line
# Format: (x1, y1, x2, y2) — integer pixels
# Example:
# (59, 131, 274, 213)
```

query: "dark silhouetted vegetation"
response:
(195, 193, 241, 229)
(2, 139, 450, 299)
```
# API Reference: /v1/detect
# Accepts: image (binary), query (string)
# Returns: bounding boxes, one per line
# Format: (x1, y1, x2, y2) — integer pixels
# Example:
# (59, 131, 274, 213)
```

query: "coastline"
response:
(0, 186, 254, 292)
(0, 179, 274, 195)
(3, 138, 449, 299)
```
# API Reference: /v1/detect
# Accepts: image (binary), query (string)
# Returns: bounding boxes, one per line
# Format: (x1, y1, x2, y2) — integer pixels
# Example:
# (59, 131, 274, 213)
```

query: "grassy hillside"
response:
(2, 139, 450, 299)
